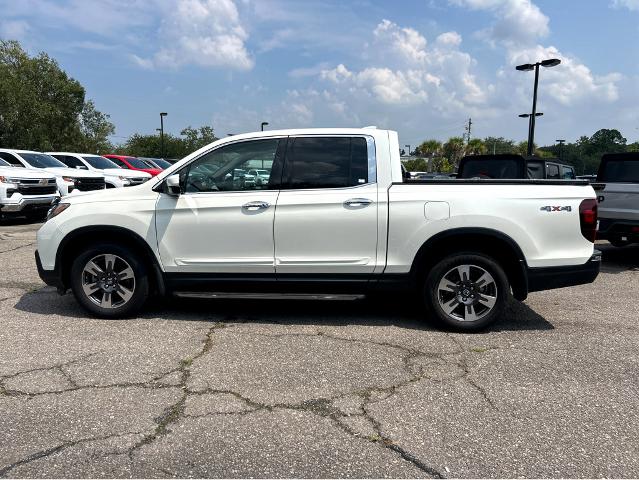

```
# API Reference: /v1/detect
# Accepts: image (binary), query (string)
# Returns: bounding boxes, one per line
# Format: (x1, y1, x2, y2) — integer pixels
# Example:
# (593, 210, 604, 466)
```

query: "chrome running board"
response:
(173, 292, 365, 301)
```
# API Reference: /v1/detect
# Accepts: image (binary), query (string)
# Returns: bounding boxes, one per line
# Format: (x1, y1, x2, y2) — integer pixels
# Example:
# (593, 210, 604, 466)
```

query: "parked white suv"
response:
(36, 128, 601, 330)
(47, 153, 151, 188)
(0, 149, 105, 196)
(0, 159, 59, 220)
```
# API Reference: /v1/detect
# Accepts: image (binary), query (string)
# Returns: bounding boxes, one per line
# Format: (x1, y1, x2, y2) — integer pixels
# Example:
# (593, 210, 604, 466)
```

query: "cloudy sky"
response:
(1, 0, 638, 147)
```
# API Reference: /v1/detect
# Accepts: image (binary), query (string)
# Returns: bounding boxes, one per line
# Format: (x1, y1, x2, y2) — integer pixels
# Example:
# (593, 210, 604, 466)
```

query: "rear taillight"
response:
(579, 199, 598, 242)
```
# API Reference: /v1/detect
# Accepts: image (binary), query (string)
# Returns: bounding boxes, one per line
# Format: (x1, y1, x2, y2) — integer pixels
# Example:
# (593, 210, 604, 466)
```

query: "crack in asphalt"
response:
(0, 432, 142, 477)
(0, 323, 501, 478)
(0, 241, 36, 254)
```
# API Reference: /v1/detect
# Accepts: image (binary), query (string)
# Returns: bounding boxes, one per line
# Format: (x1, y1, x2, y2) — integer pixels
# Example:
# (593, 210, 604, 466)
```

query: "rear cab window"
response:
(282, 136, 376, 189)
(546, 163, 560, 179)
(598, 154, 639, 183)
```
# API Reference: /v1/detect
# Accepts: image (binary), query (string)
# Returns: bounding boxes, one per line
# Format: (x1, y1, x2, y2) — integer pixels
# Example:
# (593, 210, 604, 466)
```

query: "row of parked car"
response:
(0, 149, 171, 220)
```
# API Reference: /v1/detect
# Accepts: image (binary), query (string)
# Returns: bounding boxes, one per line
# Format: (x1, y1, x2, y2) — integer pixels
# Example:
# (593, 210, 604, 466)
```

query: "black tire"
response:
(423, 253, 509, 331)
(70, 242, 149, 318)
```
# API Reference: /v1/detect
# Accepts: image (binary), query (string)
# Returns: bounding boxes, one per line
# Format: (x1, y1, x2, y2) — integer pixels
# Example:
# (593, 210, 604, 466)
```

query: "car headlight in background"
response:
(46, 202, 70, 221)
(61, 177, 76, 183)
(118, 176, 131, 185)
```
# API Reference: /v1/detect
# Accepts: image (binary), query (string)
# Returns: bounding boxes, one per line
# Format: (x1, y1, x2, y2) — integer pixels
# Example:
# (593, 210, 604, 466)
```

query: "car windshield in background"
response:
(126, 157, 152, 169)
(461, 159, 520, 179)
(83, 156, 120, 169)
(0, 159, 10, 167)
(20, 153, 67, 168)
(601, 160, 639, 183)
(151, 158, 171, 168)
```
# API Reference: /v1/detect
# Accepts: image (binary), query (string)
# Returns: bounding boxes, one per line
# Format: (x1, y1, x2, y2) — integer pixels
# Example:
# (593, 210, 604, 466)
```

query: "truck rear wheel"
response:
(423, 253, 509, 331)
(70, 243, 149, 318)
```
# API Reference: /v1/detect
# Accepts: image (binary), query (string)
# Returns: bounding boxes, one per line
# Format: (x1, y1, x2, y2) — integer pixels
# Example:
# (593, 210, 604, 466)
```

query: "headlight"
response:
(61, 177, 76, 183)
(46, 202, 70, 221)
(0, 176, 18, 184)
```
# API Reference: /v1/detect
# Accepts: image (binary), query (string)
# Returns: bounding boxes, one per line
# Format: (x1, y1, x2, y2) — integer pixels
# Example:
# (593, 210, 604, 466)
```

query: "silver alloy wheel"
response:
(436, 264, 498, 322)
(81, 254, 136, 309)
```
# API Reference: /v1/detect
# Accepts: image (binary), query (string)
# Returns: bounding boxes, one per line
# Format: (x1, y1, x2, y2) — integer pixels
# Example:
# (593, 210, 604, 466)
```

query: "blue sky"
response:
(1, 0, 638, 148)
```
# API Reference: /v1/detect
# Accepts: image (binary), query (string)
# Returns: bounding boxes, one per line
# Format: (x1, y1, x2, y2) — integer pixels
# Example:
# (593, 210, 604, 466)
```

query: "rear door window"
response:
(283, 136, 374, 189)
(546, 163, 560, 179)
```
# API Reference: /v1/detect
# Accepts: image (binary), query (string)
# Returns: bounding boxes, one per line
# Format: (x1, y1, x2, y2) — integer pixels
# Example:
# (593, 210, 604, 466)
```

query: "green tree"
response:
(442, 136, 465, 166)
(483, 137, 516, 154)
(402, 158, 429, 172)
(414, 139, 442, 157)
(180, 125, 218, 153)
(466, 138, 487, 155)
(0, 40, 114, 151)
(117, 125, 218, 159)
(433, 157, 454, 173)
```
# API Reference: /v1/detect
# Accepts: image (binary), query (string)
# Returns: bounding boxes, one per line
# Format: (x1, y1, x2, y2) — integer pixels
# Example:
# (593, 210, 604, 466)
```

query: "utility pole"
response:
(465, 118, 472, 143)
(159, 112, 168, 158)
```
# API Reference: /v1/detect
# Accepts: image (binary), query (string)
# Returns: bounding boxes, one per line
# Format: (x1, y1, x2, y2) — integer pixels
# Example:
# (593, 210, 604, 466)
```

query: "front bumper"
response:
(35, 250, 65, 292)
(1, 195, 58, 213)
(527, 251, 601, 293)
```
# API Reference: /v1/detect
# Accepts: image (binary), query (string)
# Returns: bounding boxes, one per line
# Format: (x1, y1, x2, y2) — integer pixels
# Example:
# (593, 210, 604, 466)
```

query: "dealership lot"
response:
(1, 220, 638, 478)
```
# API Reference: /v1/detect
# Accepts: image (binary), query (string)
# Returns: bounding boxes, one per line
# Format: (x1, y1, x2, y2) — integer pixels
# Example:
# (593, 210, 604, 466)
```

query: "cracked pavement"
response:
(1, 219, 638, 478)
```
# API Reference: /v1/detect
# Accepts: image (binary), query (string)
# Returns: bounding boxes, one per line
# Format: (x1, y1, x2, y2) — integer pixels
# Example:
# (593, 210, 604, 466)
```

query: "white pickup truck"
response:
(36, 128, 600, 330)
(0, 159, 60, 220)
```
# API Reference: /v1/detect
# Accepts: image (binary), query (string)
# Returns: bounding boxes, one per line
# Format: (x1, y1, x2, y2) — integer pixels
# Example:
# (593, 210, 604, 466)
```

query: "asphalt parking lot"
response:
(0, 220, 638, 478)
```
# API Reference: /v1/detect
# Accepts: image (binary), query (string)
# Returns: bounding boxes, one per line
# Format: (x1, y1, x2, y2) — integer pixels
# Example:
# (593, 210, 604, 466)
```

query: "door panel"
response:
(274, 185, 378, 274)
(156, 191, 279, 273)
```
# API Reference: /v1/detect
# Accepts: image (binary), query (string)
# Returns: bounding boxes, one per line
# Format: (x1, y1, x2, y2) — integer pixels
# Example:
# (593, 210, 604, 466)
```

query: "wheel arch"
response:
(56, 225, 165, 295)
(410, 227, 528, 300)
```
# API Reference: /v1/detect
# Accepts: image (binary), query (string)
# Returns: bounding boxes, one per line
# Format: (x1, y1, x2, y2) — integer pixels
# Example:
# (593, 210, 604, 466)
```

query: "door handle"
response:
(344, 198, 373, 208)
(242, 201, 270, 211)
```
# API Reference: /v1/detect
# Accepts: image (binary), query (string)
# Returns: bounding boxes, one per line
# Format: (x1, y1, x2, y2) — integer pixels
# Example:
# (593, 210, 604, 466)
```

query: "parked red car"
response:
(103, 155, 163, 177)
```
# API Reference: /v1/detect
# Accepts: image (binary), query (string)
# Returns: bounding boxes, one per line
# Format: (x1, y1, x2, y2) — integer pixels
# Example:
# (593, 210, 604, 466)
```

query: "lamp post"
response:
(261, 122, 269, 131)
(405, 145, 411, 156)
(516, 58, 561, 156)
(518, 113, 543, 155)
(556, 139, 566, 161)
(159, 112, 168, 158)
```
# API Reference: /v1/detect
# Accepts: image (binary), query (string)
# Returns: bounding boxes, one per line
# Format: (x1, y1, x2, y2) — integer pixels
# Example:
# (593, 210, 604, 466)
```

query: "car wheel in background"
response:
(70, 242, 149, 318)
(423, 253, 509, 331)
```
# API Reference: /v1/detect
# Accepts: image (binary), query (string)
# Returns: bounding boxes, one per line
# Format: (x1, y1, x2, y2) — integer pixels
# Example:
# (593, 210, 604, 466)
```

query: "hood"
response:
(0, 166, 56, 180)
(100, 168, 152, 179)
(42, 167, 104, 178)
(140, 168, 163, 176)
(62, 183, 157, 205)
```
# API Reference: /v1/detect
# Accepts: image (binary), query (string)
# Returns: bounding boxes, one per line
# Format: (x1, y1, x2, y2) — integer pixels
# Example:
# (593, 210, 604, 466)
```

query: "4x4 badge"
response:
(540, 206, 572, 212)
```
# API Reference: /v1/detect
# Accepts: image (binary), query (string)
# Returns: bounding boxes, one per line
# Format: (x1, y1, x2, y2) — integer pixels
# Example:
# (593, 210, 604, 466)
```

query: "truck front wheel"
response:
(423, 253, 509, 331)
(70, 243, 149, 318)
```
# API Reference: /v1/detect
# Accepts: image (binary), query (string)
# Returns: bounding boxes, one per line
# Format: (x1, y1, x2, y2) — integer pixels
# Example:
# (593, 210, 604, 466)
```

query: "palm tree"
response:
(443, 136, 466, 167)
(466, 138, 487, 155)
(415, 139, 442, 157)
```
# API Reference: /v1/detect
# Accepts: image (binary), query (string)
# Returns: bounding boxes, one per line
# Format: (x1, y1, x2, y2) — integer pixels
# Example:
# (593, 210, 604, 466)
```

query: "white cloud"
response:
(0, 20, 30, 40)
(436, 31, 462, 47)
(611, 0, 639, 10)
(137, 0, 253, 70)
(449, 0, 549, 46)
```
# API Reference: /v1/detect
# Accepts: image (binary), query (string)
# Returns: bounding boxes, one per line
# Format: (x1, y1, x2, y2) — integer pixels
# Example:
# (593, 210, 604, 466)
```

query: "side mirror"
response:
(165, 174, 181, 195)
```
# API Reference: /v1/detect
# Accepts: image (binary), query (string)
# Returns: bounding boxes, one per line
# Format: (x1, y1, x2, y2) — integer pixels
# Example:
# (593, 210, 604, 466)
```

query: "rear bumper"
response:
(35, 250, 65, 292)
(526, 251, 601, 293)
(596, 219, 639, 242)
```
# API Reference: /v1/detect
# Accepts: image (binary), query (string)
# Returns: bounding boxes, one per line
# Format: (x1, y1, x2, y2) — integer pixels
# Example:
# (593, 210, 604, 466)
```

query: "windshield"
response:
(152, 158, 171, 168)
(0, 159, 10, 167)
(84, 156, 120, 169)
(126, 157, 153, 169)
(20, 153, 67, 168)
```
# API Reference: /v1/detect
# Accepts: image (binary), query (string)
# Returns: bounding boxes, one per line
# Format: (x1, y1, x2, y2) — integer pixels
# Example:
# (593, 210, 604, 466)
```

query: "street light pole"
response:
(159, 112, 168, 158)
(516, 58, 561, 156)
(405, 145, 411, 156)
(556, 139, 566, 161)
(261, 121, 269, 131)
(519, 113, 543, 153)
